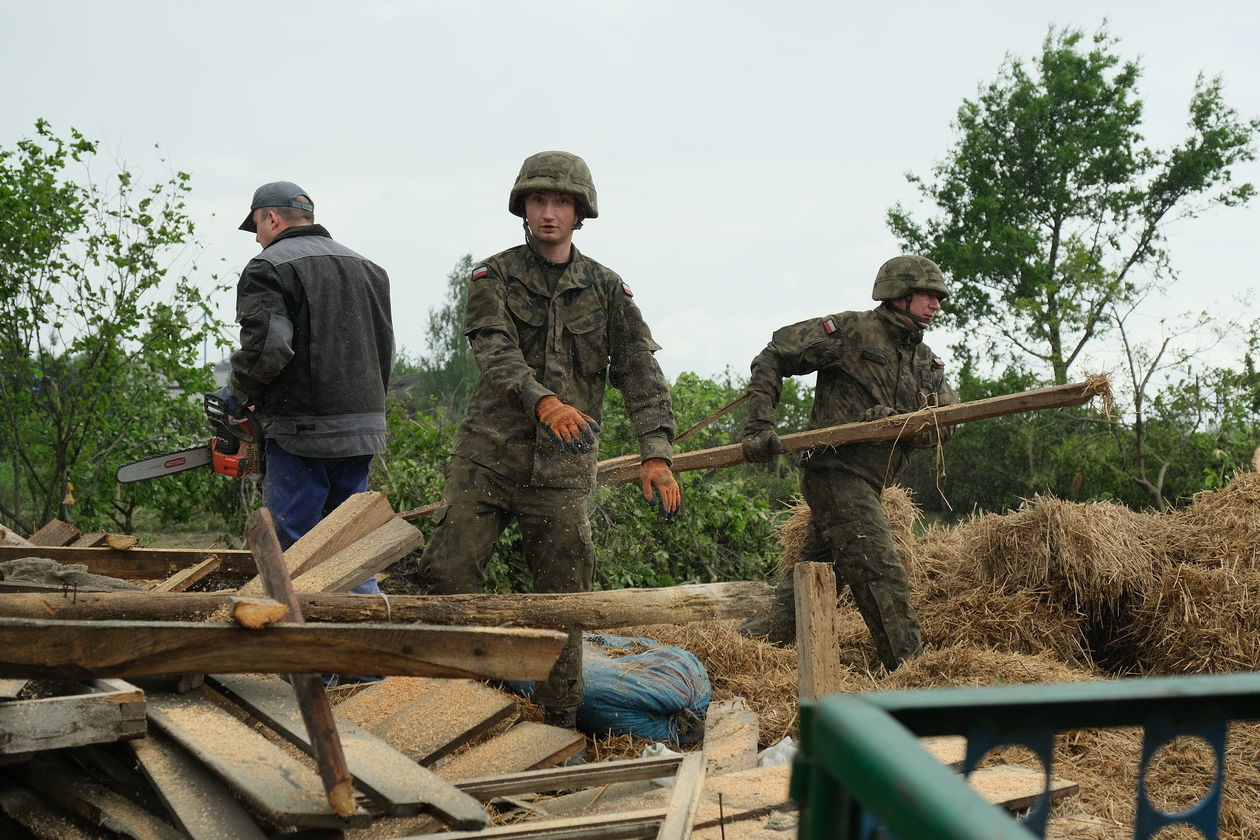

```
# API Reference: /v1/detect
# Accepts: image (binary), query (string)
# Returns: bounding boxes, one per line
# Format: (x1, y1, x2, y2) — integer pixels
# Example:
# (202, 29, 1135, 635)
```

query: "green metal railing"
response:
(793, 671, 1260, 839)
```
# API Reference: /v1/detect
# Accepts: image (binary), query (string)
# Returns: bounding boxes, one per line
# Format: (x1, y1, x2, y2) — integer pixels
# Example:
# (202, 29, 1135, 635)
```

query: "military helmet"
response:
(509, 151, 599, 220)
(872, 255, 949, 301)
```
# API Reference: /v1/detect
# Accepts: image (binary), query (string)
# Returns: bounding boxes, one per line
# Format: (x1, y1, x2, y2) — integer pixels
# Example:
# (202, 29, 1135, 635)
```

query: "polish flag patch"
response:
(471, 265, 489, 281)
(622, 282, 634, 296)
(822, 318, 837, 334)
(932, 356, 945, 368)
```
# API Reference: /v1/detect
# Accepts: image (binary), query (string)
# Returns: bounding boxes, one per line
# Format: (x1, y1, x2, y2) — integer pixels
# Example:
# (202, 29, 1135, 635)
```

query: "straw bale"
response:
(1128, 563, 1260, 675)
(775, 485, 920, 575)
(956, 495, 1162, 621)
(1163, 471, 1260, 570)
(879, 646, 1095, 691)
(916, 586, 1093, 667)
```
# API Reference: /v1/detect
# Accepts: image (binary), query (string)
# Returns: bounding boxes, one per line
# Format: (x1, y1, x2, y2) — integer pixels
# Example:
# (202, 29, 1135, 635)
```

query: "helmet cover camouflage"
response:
(872, 255, 949, 301)
(509, 151, 599, 220)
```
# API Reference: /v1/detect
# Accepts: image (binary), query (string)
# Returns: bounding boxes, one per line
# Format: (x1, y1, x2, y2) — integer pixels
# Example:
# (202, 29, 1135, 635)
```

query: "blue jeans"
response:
(262, 442, 381, 595)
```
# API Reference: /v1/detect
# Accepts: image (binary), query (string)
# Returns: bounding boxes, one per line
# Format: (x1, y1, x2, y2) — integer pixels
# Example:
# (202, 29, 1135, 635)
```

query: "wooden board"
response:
(0, 781, 111, 839)
(435, 721, 586, 781)
(72, 532, 108, 547)
(145, 690, 369, 828)
(458, 755, 685, 801)
(209, 674, 488, 829)
(920, 735, 966, 769)
(332, 675, 445, 729)
(130, 733, 269, 840)
(368, 679, 519, 765)
(0, 617, 567, 681)
(0, 545, 256, 578)
(149, 556, 221, 593)
(657, 752, 706, 840)
(967, 764, 1079, 812)
(28, 519, 81, 547)
(794, 562, 842, 700)
(0, 678, 145, 754)
(702, 698, 759, 775)
(0, 678, 27, 699)
(291, 516, 424, 593)
(21, 752, 187, 840)
(405, 807, 669, 840)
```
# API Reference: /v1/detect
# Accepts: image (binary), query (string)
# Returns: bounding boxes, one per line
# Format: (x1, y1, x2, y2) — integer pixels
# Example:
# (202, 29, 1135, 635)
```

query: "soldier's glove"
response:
(858, 405, 898, 422)
(536, 395, 600, 453)
(740, 428, 783, 463)
(640, 458, 681, 523)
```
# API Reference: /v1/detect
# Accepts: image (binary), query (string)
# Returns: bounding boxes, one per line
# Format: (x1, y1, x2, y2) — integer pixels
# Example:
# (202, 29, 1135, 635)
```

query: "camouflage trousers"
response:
(772, 467, 922, 671)
(419, 456, 593, 710)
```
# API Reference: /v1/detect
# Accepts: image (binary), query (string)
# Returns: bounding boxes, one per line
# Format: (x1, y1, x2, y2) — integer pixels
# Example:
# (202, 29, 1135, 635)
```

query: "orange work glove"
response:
(640, 457, 681, 522)
(535, 395, 600, 453)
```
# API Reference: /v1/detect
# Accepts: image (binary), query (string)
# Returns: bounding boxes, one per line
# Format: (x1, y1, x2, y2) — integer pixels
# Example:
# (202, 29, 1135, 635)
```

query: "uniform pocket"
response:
(566, 304, 609, 375)
(506, 282, 547, 327)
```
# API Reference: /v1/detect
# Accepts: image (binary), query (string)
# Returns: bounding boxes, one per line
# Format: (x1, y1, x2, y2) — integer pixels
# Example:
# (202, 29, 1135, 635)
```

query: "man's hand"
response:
(859, 405, 898, 422)
(536, 396, 600, 453)
(640, 458, 681, 522)
(740, 428, 783, 463)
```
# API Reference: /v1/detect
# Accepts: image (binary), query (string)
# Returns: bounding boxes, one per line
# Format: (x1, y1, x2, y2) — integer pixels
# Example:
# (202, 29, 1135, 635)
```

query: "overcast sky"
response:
(5, 1, 1258, 388)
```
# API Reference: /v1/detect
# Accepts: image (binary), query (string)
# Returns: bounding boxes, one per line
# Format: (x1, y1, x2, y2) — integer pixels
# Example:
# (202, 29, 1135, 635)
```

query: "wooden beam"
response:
(149, 556, 220, 593)
(229, 596, 288, 629)
(597, 378, 1110, 487)
(209, 674, 488, 829)
(0, 545, 255, 579)
(0, 679, 145, 754)
(0, 581, 772, 628)
(657, 752, 706, 840)
(291, 516, 424, 593)
(456, 755, 686, 801)
(27, 519, 81, 547)
(0, 618, 568, 681)
(237, 491, 395, 597)
(794, 562, 842, 701)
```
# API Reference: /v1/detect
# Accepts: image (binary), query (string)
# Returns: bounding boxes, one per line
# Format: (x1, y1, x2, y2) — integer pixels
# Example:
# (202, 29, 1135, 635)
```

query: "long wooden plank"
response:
(292, 516, 424, 593)
(245, 507, 355, 818)
(0, 680, 145, 754)
(457, 755, 686, 801)
(237, 491, 395, 597)
(149, 556, 220, 593)
(967, 765, 1079, 812)
(435, 722, 586, 781)
(597, 378, 1109, 486)
(794, 562, 842, 701)
(28, 519, 81, 547)
(367, 680, 519, 765)
(404, 808, 669, 840)
(0, 782, 111, 839)
(145, 690, 369, 828)
(0, 545, 255, 578)
(130, 733, 269, 840)
(21, 752, 187, 840)
(657, 752, 706, 840)
(0, 618, 567, 681)
(0, 581, 773, 628)
(209, 674, 488, 829)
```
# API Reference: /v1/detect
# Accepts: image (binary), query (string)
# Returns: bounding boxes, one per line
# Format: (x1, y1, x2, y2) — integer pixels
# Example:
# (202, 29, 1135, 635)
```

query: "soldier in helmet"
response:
(418, 151, 681, 729)
(737, 255, 957, 671)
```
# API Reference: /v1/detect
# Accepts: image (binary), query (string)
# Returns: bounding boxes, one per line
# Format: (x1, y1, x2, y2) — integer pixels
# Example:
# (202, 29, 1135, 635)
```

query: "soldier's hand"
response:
(740, 428, 783, 463)
(859, 405, 898, 422)
(640, 458, 680, 522)
(536, 396, 600, 453)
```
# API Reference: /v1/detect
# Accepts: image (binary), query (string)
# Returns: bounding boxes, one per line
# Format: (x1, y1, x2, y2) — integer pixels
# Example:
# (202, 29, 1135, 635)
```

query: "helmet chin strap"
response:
(887, 296, 931, 330)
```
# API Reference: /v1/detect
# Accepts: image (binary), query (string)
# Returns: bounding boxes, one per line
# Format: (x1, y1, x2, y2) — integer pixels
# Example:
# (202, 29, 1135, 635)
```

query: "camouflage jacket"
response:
(453, 243, 674, 489)
(743, 305, 957, 484)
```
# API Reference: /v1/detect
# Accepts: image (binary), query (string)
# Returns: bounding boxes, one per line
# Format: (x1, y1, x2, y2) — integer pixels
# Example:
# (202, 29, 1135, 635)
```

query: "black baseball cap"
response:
(239, 181, 314, 232)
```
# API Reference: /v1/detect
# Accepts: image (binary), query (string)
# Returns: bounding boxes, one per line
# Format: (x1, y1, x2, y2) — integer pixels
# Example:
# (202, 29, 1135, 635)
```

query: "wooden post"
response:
(246, 508, 356, 818)
(794, 561, 842, 701)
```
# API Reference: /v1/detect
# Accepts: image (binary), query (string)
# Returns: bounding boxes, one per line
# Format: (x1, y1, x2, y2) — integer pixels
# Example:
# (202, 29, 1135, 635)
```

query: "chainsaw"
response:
(115, 393, 264, 483)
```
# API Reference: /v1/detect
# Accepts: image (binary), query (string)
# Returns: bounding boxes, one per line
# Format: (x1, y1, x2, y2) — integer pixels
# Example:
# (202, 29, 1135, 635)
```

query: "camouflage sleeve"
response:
(608, 285, 675, 463)
(464, 263, 554, 416)
(743, 318, 826, 435)
(229, 258, 296, 404)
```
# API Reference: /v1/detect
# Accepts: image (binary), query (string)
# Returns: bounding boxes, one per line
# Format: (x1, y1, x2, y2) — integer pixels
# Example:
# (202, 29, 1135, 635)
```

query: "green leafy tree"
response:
(888, 25, 1258, 384)
(0, 120, 227, 533)
(393, 254, 479, 418)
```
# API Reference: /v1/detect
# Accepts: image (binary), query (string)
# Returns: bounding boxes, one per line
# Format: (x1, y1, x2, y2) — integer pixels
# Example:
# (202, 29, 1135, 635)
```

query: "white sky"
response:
(4, 1, 1258, 388)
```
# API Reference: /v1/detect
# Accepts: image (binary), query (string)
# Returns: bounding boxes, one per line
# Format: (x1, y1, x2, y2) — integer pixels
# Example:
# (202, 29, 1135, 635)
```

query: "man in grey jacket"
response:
(228, 181, 395, 592)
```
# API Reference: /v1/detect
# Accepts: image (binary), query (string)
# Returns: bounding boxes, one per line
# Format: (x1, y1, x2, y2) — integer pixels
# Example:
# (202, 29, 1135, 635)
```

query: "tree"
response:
(392, 255, 479, 418)
(888, 25, 1258, 384)
(0, 120, 227, 533)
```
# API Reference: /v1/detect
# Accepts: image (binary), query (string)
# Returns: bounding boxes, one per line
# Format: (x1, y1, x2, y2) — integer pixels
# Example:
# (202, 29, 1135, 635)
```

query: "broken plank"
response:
(21, 752, 186, 839)
(209, 674, 488, 829)
(794, 562, 842, 701)
(407, 808, 669, 840)
(0, 545, 255, 578)
(229, 596, 289, 628)
(0, 679, 145, 754)
(967, 764, 1079, 812)
(72, 531, 108, 547)
(0, 581, 773, 628)
(702, 698, 759, 776)
(1, 524, 34, 548)
(436, 722, 586, 781)
(145, 690, 370, 829)
(149, 555, 221, 593)
(130, 733, 269, 840)
(368, 679, 519, 765)
(0, 618, 567, 681)
(28, 519, 81, 547)
(237, 490, 395, 597)
(292, 516, 424, 593)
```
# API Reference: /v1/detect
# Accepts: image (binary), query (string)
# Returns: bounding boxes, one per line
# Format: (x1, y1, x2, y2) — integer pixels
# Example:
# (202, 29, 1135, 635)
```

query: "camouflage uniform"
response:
(742, 303, 957, 670)
(422, 241, 675, 710)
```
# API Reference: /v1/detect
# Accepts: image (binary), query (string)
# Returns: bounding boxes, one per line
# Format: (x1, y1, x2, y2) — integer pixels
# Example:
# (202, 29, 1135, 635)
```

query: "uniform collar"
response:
(874, 304, 925, 347)
(521, 241, 595, 297)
